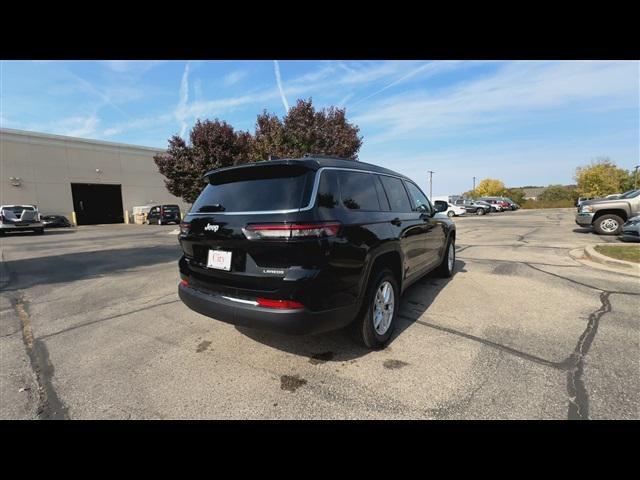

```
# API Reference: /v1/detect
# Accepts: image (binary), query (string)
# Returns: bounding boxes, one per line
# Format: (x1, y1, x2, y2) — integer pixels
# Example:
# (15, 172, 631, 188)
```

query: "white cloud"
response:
(353, 61, 639, 144)
(223, 70, 247, 86)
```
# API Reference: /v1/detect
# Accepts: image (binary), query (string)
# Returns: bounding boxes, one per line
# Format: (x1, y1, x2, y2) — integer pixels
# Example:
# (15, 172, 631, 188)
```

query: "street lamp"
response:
(427, 171, 435, 200)
(473, 176, 476, 192)
(635, 165, 639, 189)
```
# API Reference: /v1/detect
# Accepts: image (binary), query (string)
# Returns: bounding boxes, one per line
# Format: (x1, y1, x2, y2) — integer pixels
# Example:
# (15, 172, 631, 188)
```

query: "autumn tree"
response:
(251, 98, 362, 161)
(574, 158, 631, 197)
(475, 178, 507, 197)
(154, 120, 252, 203)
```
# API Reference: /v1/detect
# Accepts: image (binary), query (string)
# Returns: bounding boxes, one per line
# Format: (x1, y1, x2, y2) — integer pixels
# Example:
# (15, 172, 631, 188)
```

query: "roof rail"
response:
(303, 153, 350, 160)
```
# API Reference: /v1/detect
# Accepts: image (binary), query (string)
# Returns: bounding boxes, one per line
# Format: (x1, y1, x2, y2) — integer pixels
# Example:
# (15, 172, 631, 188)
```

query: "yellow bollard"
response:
(124, 210, 130, 224)
(71, 211, 77, 226)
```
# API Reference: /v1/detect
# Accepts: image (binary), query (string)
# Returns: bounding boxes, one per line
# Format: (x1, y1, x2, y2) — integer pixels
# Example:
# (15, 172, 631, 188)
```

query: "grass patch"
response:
(594, 245, 640, 263)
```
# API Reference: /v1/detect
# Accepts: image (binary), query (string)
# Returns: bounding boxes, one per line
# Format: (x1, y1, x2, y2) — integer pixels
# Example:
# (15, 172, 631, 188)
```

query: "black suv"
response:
(147, 204, 181, 225)
(177, 156, 456, 349)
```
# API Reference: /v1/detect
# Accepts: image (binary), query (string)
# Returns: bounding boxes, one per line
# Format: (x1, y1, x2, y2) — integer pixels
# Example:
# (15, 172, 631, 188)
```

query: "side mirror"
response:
(433, 202, 448, 213)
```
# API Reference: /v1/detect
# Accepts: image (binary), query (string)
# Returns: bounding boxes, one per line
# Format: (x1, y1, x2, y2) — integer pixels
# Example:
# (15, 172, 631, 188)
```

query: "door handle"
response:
(391, 217, 402, 226)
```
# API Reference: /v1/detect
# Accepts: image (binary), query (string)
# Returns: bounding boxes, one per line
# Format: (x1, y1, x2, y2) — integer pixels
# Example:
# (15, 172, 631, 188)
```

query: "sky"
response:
(1, 60, 638, 196)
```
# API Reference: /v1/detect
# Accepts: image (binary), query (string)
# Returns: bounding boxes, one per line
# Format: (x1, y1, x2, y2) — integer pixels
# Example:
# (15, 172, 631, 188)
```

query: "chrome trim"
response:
(186, 166, 414, 217)
(220, 295, 259, 306)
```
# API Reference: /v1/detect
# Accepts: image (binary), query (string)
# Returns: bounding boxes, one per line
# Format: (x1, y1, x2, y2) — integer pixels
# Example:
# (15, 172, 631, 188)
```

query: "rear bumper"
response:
(178, 283, 358, 335)
(575, 213, 594, 227)
(0, 222, 43, 231)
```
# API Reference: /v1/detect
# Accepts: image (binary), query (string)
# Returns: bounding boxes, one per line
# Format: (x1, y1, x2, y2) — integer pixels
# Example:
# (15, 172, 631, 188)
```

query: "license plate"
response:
(207, 250, 232, 271)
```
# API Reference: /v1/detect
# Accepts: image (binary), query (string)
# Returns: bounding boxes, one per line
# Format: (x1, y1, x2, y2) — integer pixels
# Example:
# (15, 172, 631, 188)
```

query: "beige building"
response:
(0, 128, 189, 224)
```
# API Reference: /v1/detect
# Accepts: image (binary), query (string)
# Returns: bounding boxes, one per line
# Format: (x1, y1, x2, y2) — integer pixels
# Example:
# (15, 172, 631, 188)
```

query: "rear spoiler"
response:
(203, 159, 320, 180)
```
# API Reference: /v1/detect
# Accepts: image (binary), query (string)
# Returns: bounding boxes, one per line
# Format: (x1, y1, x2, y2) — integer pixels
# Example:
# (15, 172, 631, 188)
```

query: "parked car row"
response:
(438, 196, 520, 216)
(1, 204, 74, 235)
(575, 188, 640, 236)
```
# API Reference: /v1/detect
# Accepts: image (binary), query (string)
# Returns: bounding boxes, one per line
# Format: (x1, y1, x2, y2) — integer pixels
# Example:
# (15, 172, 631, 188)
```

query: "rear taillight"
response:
(179, 279, 189, 287)
(256, 298, 304, 309)
(179, 222, 191, 235)
(242, 222, 341, 240)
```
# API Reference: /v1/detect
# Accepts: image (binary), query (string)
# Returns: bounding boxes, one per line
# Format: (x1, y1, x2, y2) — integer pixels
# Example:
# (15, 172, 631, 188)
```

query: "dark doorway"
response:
(71, 183, 124, 225)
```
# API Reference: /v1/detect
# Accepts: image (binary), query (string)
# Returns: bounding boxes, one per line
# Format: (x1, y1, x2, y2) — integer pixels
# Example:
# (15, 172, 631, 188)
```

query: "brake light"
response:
(180, 279, 189, 287)
(256, 298, 304, 309)
(242, 222, 341, 240)
(179, 222, 191, 235)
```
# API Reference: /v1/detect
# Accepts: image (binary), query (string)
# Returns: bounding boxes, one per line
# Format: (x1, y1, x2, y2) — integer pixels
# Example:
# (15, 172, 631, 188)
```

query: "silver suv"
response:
(0, 204, 44, 235)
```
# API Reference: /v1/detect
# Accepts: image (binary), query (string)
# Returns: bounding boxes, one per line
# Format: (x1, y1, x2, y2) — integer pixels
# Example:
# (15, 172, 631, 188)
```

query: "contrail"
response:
(177, 61, 191, 138)
(273, 60, 290, 113)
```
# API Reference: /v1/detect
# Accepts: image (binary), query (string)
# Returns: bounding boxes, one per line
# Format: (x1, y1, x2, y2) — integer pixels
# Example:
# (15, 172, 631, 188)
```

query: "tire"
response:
(593, 214, 624, 235)
(435, 236, 456, 278)
(447, 210, 455, 217)
(476, 208, 485, 216)
(351, 268, 399, 350)
(35, 228, 44, 235)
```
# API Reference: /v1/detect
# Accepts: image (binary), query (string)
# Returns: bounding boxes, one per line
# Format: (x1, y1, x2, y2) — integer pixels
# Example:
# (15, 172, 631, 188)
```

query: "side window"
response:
(316, 170, 340, 209)
(337, 171, 381, 211)
(374, 175, 391, 211)
(404, 181, 432, 214)
(379, 175, 412, 212)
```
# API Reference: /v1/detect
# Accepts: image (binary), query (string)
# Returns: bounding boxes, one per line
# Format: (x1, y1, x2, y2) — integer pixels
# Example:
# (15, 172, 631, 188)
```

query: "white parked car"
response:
(0, 204, 44, 235)
(433, 200, 466, 217)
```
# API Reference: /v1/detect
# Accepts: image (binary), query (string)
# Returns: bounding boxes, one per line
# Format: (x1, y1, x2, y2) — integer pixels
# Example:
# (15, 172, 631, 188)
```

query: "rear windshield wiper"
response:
(197, 204, 226, 212)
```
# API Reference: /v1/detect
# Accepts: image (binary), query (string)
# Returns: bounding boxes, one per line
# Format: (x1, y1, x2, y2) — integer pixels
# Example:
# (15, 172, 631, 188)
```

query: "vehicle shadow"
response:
(236, 260, 466, 363)
(1, 244, 182, 291)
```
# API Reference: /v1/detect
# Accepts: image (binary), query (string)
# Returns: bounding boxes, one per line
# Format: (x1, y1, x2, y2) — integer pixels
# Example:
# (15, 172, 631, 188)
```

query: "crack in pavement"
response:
(565, 291, 611, 420)
(10, 294, 69, 420)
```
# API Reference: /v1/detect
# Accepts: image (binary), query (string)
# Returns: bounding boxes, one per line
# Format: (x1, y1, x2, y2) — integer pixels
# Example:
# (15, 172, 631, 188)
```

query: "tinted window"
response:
(337, 171, 381, 211)
(374, 176, 391, 211)
(163, 205, 180, 212)
(316, 170, 340, 209)
(379, 176, 412, 212)
(193, 165, 315, 213)
(404, 181, 432, 213)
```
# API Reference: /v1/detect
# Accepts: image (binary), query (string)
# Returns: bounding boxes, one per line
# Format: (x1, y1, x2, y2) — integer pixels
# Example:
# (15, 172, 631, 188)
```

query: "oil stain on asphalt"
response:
(196, 340, 211, 353)
(280, 375, 308, 392)
(383, 359, 409, 369)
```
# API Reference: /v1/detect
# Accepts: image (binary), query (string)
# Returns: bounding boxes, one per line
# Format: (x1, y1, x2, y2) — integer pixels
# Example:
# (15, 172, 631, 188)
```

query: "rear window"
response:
(162, 205, 180, 212)
(192, 164, 315, 213)
(3, 206, 35, 213)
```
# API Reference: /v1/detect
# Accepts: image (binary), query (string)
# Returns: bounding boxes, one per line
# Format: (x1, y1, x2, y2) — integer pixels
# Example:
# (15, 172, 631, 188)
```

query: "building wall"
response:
(0, 128, 189, 220)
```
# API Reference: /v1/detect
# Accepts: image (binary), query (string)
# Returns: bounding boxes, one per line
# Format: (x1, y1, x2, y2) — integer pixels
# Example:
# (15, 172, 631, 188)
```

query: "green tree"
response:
(574, 158, 631, 197)
(504, 188, 526, 205)
(251, 98, 362, 161)
(538, 184, 578, 202)
(154, 119, 252, 203)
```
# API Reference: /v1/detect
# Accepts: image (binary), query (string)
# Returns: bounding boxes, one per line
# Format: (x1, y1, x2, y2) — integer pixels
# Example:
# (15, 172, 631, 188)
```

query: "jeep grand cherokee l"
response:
(177, 156, 456, 349)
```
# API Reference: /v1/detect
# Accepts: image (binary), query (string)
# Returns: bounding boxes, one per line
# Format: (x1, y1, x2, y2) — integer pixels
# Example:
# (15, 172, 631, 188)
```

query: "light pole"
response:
(473, 176, 476, 193)
(428, 171, 434, 200)
(635, 165, 639, 189)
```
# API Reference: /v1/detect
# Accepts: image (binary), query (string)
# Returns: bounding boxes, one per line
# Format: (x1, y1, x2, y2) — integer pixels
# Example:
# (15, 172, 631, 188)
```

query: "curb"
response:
(569, 245, 640, 277)
(585, 244, 640, 272)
